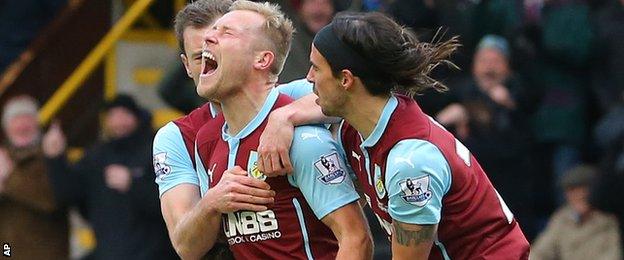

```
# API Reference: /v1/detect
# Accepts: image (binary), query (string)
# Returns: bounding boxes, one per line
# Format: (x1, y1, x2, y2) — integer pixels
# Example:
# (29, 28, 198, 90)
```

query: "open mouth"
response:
(201, 50, 218, 76)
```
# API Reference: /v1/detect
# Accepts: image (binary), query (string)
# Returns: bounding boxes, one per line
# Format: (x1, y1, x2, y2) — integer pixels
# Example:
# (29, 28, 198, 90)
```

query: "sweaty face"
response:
(4, 114, 40, 148)
(198, 10, 266, 100)
(306, 45, 346, 117)
(181, 26, 213, 86)
(473, 48, 510, 87)
(104, 107, 139, 139)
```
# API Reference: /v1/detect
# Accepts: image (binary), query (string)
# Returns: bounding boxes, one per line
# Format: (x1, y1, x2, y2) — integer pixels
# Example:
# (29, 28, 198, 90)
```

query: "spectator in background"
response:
(43, 95, 176, 260)
(436, 35, 536, 239)
(279, 0, 335, 82)
(515, 0, 594, 223)
(0, 96, 68, 259)
(531, 165, 622, 260)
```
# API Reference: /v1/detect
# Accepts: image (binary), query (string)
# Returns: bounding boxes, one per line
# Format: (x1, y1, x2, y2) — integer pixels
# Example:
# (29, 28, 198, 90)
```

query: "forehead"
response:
(476, 48, 506, 60)
(183, 26, 212, 48)
(310, 44, 330, 67)
(214, 10, 265, 31)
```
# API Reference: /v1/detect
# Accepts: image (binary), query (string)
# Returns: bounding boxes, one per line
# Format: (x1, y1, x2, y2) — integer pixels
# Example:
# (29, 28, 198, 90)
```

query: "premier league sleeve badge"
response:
(399, 175, 433, 207)
(314, 152, 346, 185)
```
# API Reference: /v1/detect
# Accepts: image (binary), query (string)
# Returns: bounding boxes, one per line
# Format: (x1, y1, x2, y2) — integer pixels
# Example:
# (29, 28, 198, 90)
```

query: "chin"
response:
(197, 81, 216, 99)
(320, 106, 336, 117)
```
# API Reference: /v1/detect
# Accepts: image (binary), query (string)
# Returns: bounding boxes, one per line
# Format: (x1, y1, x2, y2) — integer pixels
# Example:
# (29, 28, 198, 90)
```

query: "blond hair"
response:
(230, 0, 294, 80)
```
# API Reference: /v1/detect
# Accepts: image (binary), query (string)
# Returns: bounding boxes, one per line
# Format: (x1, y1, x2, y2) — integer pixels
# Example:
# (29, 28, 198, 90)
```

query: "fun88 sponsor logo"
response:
(223, 210, 282, 245)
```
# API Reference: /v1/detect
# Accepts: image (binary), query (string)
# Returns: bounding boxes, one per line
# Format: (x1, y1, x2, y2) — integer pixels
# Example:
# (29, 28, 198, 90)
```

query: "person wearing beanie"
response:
(0, 95, 69, 260)
(531, 165, 622, 260)
(1, 95, 41, 148)
(100, 94, 150, 141)
(43, 94, 177, 259)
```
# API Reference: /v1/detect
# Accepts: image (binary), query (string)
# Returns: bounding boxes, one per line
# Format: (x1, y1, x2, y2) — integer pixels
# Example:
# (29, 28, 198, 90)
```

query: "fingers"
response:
(270, 153, 281, 175)
(227, 166, 248, 176)
(261, 153, 274, 176)
(231, 192, 274, 205)
(257, 155, 266, 174)
(230, 174, 271, 190)
(230, 183, 275, 198)
(223, 166, 272, 190)
(260, 150, 291, 177)
(278, 149, 293, 174)
(226, 202, 268, 212)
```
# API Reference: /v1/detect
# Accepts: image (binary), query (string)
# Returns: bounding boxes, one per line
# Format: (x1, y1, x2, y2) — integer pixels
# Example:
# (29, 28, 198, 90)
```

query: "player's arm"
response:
(385, 139, 452, 259)
(289, 126, 373, 260)
(160, 184, 219, 260)
(391, 221, 437, 260)
(321, 202, 373, 260)
(259, 79, 341, 176)
(153, 123, 214, 259)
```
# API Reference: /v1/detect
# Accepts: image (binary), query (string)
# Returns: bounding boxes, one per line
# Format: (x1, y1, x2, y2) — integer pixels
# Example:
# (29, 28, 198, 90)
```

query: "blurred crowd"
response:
(2, 0, 624, 259)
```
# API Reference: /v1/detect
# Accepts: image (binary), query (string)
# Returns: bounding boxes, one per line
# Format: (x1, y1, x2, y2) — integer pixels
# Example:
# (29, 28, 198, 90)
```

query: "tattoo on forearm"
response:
(392, 222, 435, 246)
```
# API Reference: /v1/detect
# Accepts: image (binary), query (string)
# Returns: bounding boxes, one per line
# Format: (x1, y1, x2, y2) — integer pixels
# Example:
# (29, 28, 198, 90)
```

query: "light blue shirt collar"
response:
(221, 88, 280, 141)
(209, 102, 218, 118)
(360, 95, 398, 148)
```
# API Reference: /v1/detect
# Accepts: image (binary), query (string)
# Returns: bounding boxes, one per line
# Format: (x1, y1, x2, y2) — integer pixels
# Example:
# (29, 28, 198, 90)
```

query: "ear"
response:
(253, 51, 275, 71)
(339, 69, 355, 91)
(180, 54, 193, 78)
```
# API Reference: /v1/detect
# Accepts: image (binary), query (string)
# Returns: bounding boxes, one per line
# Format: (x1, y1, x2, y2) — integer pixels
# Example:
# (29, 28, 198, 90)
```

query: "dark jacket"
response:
(47, 111, 176, 260)
(0, 145, 69, 260)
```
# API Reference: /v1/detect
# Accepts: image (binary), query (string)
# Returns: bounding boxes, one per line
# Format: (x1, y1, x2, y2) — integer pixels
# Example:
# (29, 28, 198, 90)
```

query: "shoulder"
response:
(387, 139, 450, 173)
(276, 79, 313, 99)
(386, 139, 452, 194)
(291, 125, 336, 154)
(154, 122, 184, 148)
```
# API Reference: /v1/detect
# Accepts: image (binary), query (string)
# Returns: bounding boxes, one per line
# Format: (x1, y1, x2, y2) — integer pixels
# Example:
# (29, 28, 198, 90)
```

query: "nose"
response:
(204, 30, 218, 45)
(306, 66, 314, 83)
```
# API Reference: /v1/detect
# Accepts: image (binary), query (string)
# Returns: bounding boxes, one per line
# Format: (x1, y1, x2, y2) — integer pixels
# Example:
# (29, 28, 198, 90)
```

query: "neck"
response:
(220, 79, 274, 136)
(342, 90, 391, 139)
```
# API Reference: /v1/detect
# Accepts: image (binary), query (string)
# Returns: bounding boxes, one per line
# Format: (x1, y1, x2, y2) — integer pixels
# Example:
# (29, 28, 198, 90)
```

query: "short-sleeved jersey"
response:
(153, 103, 218, 196)
(338, 94, 530, 260)
(153, 79, 313, 196)
(195, 88, 360, 259)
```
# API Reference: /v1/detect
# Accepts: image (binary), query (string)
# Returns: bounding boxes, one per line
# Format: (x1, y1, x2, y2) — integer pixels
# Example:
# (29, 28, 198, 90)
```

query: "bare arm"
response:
(160, 184, 220, 260)
(161, 167, 275, 259)
(258, 93, 340, 176)
(391, 221, 437, 260)
(321, 202, 373, 260)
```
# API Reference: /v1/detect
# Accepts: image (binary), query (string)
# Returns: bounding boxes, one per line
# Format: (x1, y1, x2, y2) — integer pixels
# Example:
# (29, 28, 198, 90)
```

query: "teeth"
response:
(202, 51, 216, 61)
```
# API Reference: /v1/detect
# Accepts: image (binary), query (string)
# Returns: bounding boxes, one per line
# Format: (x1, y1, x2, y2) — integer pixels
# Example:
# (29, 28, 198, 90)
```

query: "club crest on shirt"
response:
(153, 152, 171, 180)
(374, 164, 386, 199)
(247, 151, 266, 181)
(399, 175, 432, 207)
(314, 152, 346, 185)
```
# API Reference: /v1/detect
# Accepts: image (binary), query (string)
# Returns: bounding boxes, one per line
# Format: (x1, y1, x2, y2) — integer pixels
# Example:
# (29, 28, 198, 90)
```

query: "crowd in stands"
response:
(1, 0, 624, 259)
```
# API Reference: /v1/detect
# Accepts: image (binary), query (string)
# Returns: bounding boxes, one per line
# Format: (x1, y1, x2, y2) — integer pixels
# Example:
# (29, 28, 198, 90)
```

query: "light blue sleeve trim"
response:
(226, 88, 279, 140)
(292, 198, 314, 260)
(195, 141, 210, 196)
(276, 78, 313, 100)
(385, 139, 452, 225)
(153, 122, 199, 197)
(287, 125, 360, 219)
(335, 120, 357, 181)
(361, 95, 398, 148)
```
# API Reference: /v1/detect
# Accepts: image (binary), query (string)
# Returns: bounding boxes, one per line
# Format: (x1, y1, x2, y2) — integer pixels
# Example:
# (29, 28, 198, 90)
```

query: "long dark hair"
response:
(331, 12, 460, 97)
